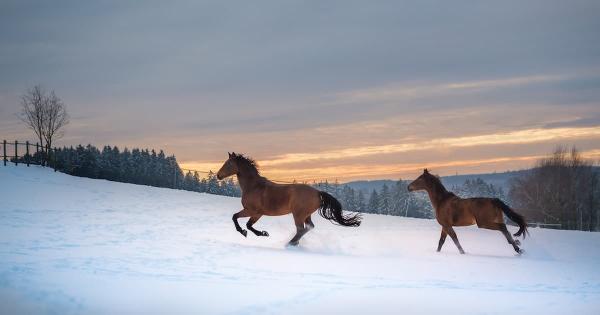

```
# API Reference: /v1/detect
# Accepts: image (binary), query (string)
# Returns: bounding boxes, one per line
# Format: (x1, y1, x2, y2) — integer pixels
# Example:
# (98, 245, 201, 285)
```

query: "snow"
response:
(1, 165, 599, 315)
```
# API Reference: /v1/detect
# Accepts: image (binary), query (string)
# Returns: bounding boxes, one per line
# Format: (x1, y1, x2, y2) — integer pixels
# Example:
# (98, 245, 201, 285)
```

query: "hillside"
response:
(347, 168, 600, 193)
(346, 170, 528, 193)
(1, 165, 599, 314)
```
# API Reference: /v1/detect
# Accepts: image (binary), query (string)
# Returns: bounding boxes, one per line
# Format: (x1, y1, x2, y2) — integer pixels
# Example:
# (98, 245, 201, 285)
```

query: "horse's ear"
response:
(228, 152, 232, 158)
(424, 168, 429, 174)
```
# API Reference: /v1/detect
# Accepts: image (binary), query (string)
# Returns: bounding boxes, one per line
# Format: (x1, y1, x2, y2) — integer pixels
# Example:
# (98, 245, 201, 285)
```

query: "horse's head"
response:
(217, 152, 239, 180)
(408, 168, 435, 192)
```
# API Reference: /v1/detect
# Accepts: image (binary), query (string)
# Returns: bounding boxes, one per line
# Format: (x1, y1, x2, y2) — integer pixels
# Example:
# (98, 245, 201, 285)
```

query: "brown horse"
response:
(408, 169, 528, 254)
(216, 152, 361, 246)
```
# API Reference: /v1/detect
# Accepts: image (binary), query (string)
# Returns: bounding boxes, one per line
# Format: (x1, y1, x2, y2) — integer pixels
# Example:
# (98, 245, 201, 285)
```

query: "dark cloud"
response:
(1, 0, 599, 178)
(544, 114, 600, 129)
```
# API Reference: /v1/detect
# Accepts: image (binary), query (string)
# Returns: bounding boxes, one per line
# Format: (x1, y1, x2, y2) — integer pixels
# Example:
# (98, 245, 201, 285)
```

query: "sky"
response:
(1, 0, 599, 182)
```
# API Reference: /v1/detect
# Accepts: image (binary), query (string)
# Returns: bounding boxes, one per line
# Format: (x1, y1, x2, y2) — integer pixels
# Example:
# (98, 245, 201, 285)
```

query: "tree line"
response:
(316, 180, 433, 219)
(508, 147, 599, 231)
(13, 142, 599, 231)
(315, 177, 506, 219)
(20, 144, 241, 197)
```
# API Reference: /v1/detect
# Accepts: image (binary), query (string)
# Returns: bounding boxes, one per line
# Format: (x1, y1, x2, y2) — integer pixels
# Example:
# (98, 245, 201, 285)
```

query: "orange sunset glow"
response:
(181, 126, 600, 182)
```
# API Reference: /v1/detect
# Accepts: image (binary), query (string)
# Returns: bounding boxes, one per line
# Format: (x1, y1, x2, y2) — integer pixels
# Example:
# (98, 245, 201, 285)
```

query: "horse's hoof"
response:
(516, 248, 524, 255)
(240, 229, 247, 237)
(459, 250, 466, 255)
(260, 231, 269, 237)
(287, 240, 299, 247)
(514, 240, 521, 246)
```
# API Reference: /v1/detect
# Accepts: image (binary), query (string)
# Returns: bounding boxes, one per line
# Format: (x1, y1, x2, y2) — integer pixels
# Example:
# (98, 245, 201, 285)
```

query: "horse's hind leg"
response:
(445, 226, 465, 254)
(288, 225, 309, 246)
(232, 209, 252, 237)
(247, 215, 269, 237)
(305, 216, 315, 230)
(288, 213, 310, 246)
(437, 228, 448, 252)
(498, 223, 522, 254)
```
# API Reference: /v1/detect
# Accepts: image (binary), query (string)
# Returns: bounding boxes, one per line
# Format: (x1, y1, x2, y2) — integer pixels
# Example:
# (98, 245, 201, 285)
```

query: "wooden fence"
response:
(1, 139, 58, 170)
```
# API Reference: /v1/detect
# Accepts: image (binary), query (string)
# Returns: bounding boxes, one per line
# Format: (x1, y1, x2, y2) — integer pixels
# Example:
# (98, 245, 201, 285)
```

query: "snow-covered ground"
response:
(1, 165, 599, 314)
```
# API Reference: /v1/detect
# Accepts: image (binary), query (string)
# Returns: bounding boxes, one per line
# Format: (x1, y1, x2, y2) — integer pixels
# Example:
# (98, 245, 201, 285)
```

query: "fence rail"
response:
(528, 222, 562, 229)
(1, 139, 58, 170)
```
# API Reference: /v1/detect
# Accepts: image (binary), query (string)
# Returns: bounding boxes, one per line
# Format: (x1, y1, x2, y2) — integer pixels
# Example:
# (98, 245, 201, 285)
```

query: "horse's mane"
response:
(425, 172, 451, 197)
(231, 153, 260, 176)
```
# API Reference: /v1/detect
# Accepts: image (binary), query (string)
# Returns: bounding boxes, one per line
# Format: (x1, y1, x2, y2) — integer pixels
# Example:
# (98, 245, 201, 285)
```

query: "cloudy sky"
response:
(1, 0, 599, 182)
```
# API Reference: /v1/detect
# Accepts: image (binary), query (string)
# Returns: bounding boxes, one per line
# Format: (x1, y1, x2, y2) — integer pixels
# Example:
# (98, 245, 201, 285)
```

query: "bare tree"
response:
(19, 85, 69, 165)
(509, 146, 600, 231)
(42, 90, 69, 153)
(20, 85, 48, 164)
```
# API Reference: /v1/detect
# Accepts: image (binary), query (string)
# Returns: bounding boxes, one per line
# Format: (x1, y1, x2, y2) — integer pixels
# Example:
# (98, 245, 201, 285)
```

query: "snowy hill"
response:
(346, 170, 527, 193)
(1, 165, 599, 314)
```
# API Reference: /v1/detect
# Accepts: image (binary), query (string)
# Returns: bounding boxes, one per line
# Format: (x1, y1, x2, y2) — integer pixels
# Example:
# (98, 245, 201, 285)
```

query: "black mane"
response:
(425, 172, 450, 196)
(231, 153, 260, 175)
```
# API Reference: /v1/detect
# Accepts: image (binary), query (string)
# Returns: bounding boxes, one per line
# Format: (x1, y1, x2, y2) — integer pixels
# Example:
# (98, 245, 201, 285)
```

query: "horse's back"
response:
(255, 182, 320, 216)
(288, 183, 321, 210)
(461, 197, 504, 225)
(440, 197, 500, 226)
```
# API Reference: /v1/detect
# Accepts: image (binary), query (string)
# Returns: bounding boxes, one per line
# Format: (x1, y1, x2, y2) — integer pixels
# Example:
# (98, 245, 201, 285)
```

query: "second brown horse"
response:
(408, 169, 528, 254)
(217, 152, 361, 246)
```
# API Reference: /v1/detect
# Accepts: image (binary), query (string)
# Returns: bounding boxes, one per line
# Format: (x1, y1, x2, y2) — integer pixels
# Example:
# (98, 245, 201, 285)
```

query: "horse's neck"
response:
(236, 172, 262, 193)
(426, 182, 450, 210)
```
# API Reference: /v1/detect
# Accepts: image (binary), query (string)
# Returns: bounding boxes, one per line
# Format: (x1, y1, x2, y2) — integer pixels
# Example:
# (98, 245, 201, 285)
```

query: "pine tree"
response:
(356, 190, 366, 212)
(379, 183, 391, 215)
(192, 171, 201, 192)
(368, 190, 380, 214)
(120, 148, 131, 183)
(391, 180, 409, 216)
(183, 171, 195, 191)
(206, 171, 220, 195)
(341, 185, 356, 211)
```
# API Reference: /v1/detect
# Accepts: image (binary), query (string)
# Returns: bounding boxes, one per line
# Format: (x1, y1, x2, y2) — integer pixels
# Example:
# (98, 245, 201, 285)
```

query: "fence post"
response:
(14, 140, 18, 166)
(35, 143, 39, 165)
(53, 148, 57, 172)
(26, 141, 30, 167)
(2, 140, 6, 166)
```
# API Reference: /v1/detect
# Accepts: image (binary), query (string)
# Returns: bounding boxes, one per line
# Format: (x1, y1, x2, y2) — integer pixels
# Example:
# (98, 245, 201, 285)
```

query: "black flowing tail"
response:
(493, 199, 529, 238)
(318, 191, 362, 227)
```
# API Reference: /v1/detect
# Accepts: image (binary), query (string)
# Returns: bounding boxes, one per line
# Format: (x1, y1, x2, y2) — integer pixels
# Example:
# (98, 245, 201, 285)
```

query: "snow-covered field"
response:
(1, 165, 599, 314)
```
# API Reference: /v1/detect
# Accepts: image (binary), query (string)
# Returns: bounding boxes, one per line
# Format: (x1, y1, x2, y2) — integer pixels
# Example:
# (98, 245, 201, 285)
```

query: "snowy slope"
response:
(1, 165, 599, 315)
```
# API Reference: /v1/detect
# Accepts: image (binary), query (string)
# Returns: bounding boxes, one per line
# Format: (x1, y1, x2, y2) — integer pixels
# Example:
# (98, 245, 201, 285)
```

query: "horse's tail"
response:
(318, 191, 362, 227)
(494, 199, 529, 238)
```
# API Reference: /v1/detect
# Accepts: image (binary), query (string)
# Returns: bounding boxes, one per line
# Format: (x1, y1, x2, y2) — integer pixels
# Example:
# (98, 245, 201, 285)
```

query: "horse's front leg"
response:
(437, 228, 448, 252)
(232, 209, 252, 237)
(246, 215, 269, 236)
(445, 226, 465, 254)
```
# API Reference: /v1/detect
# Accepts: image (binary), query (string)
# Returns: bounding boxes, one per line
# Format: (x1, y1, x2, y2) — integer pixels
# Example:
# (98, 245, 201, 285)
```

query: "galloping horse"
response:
(408, 169, 528, 254)
(216, 152, 361, 246)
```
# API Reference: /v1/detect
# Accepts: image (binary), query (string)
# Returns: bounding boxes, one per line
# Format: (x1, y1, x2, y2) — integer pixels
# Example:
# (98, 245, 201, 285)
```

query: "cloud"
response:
(2, 1, 600, 181)
(256, 126, 600, 166)
(544, 114, 600, 129)
(335, 74, 567, 105)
